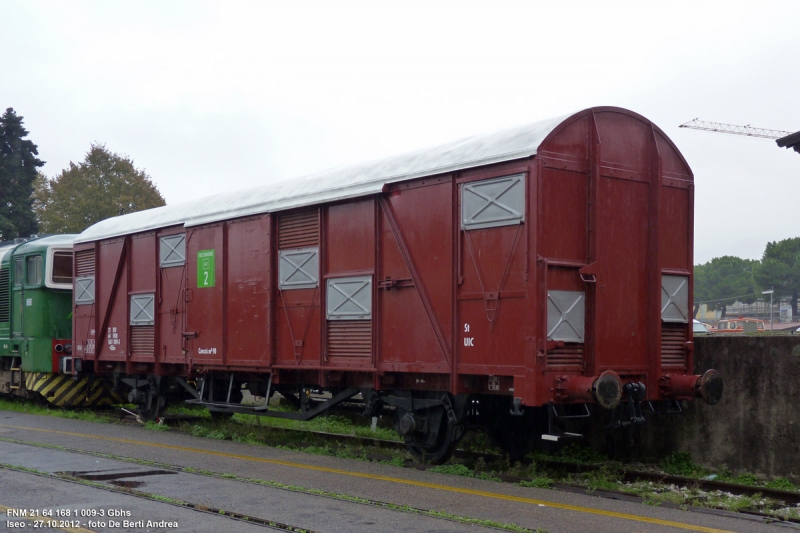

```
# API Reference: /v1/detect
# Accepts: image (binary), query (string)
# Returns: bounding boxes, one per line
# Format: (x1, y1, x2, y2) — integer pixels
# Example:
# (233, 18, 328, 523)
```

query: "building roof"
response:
(776, 131, 800, 154)
(75, 113, 569, 244)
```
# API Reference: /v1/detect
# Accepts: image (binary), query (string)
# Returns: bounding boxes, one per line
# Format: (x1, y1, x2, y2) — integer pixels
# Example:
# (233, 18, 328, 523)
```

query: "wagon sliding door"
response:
(378, 181, 453, 375)
(457, 171, 528, 378)
(538, 163, 591, 374)
(128, 233, 157, 364)
(275, 208, 321, 367)
(186, 217, 272, 368)
(225, 216, 271, 367)
(186, 225, 224, 365)
(323, 200, 374, 369)
(158, 231, 187, 364)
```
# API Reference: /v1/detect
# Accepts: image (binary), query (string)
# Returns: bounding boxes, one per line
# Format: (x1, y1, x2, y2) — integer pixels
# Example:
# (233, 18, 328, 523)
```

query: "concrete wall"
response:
(581, 336, 800, 480)
(678, 336, 800, 480)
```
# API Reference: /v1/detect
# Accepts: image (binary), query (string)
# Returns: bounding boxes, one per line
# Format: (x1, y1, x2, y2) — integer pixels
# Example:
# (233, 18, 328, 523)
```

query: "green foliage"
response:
(143, 421, 170, 431)
(34, 143, 165, 234)
(231, 412, 400, 442)
(583, 467, 622, 492)
(694, 256, 758, 318)
(765, 477, 796, 491)
(380, 456, 406, 467)
(548, 443, 607, 464)
(519, 477, 554, 488)
(427, 463, 501, 481)
(428, 463, 473, 476)
(0, 398, 109, 422)
(728, 472, 759, 486)
(661, 451, 706, 477)
(755, 237, 800, 317)
(0, 108, 43, 239)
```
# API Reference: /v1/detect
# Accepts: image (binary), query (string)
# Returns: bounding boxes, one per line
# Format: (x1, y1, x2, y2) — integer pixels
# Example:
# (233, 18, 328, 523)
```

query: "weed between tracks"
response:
(0, 397, 112, 422)
(4, 396, 800, 520)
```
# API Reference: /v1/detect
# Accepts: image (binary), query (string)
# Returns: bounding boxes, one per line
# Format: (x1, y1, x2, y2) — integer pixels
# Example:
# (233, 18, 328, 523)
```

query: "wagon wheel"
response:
(138, 393, 166, 422)
(137, 377, 167, 422)
(404, 406, 464, 465)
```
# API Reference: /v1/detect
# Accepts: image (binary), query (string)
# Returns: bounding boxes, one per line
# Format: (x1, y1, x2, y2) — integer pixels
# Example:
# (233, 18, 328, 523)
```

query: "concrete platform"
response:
(0, 410, 792, 533)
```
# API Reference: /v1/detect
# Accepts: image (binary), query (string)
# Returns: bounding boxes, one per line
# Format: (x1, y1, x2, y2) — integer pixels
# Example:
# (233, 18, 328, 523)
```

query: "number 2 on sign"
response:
(204, 272, 209, 284)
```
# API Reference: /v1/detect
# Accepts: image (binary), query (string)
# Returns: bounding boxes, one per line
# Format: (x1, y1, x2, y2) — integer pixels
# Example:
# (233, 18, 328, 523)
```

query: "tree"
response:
(693, 256, 758, 319)
(754, 237, 800, 319)
(35, 144, 165, 234)
(0, 108, 44, 239)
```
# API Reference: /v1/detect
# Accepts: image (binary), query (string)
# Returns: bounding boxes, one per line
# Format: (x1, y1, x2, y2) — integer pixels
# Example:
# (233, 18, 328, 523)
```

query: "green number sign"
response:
(197, 250, 216, 288)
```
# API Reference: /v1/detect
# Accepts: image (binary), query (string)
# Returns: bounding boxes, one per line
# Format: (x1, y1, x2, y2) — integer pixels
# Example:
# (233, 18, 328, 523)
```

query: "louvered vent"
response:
(0, 268, 9, 323)
(279, 209, 319, 249)
(75, 250, 95, 276)
(327, 320, 371, 358)
(546, 343, 584, 368)
(130, 325, 155, 356)
(661, 322, 687, 368)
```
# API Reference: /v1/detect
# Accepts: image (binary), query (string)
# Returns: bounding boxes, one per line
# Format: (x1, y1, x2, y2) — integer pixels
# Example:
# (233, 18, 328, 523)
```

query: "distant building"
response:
(696, 299, 795, 324)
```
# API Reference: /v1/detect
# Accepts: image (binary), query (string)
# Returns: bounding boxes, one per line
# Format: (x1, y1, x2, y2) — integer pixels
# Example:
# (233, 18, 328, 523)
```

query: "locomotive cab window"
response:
(45, 248, 74, 289)
(26, 255, 42, 286)
(13, 259, 23, 287)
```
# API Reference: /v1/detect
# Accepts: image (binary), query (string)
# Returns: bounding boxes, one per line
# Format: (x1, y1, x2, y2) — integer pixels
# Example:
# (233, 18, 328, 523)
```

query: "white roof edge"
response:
(76, 113, 569, 243)
(0, 245, 15, 263)
(184, 145, 539, 227)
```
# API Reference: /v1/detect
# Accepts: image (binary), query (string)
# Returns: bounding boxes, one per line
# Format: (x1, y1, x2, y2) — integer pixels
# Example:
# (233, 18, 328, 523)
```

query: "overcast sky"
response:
(2, 0, 798, 264)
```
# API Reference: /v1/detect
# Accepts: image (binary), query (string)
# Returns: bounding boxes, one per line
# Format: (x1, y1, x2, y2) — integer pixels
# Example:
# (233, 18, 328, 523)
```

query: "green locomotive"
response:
(0, 235, 119, 406)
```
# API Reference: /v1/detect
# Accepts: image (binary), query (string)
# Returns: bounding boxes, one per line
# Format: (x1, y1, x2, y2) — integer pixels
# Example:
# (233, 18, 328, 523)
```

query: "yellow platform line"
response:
(0, 504, 95, 533)
(0, 423, 736, 533)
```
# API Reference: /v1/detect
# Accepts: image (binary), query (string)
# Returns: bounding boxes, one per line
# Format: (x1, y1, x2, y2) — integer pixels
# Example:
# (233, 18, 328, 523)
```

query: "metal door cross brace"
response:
(162, 237, 185, 264)
(547, 292, 584, 341)
(131, 297, 154, 323)
(75, 278, 94, 303)
(281, 252, 316, 284)
(661, 276, 688, 322)
(463, 178, 522, 225)
(329, 281, 370, 315)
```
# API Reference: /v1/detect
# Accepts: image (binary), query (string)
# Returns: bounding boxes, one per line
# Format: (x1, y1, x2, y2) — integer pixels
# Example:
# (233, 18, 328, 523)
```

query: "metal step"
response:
(9, 367, 21, 390)
(541, 432, 583, 443)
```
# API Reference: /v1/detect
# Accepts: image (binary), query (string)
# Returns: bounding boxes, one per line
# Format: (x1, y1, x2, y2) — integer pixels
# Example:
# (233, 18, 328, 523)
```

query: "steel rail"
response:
(3, 431, 796, 531)
(155, 415, 800, 511)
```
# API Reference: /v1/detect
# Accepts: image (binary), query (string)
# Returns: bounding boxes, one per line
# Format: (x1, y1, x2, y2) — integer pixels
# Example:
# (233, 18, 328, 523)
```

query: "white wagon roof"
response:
(76, 113, 568, 244)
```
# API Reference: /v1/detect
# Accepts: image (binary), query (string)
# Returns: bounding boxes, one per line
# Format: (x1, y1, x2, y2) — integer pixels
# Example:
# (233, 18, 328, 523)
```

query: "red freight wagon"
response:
(72, 107, 721, 462)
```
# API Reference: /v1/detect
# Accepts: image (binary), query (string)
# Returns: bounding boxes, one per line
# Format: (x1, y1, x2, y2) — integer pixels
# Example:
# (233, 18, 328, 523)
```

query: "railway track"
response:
(150, 411, 800, 525)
